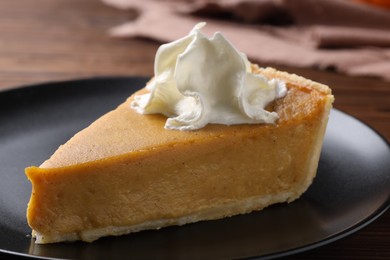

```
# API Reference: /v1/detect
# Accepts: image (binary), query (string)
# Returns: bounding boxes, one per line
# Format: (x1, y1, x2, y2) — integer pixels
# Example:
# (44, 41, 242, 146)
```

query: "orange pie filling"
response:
(26, 66, 333, 243)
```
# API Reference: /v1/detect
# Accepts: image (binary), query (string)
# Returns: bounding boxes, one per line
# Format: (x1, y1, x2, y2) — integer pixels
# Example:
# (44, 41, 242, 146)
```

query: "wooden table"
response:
(1, 0, 388, 259)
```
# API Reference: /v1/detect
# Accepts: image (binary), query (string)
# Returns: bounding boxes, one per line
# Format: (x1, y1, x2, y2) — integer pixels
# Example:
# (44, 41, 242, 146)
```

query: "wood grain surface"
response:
(0, 0, 388, 259)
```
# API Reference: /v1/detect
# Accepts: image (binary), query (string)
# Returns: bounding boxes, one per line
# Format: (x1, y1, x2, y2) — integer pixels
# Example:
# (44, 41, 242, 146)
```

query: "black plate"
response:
(0, 77, 389, 259)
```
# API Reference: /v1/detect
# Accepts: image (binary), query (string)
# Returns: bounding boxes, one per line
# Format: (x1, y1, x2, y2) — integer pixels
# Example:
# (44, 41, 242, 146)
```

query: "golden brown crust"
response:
(253, 66, 332, 95)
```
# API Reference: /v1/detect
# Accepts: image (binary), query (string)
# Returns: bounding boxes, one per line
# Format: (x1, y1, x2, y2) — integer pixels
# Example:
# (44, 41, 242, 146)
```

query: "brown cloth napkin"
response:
(102, 0, 390, 81)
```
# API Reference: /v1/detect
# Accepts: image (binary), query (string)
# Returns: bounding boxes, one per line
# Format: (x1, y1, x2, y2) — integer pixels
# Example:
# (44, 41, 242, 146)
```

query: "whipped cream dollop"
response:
(131, 23, 287, 131)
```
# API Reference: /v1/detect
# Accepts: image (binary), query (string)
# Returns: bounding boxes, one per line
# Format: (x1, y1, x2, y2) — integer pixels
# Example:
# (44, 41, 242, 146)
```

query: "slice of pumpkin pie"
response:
(26, 23, 334, 243)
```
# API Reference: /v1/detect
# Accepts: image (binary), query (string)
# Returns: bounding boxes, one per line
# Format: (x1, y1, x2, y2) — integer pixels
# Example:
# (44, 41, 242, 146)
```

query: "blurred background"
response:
(0, 0, 389, 258)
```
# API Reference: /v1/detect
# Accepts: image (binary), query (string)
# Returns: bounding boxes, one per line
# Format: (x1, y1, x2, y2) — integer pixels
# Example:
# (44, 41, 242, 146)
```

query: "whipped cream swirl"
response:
(131, 23, 287, 131)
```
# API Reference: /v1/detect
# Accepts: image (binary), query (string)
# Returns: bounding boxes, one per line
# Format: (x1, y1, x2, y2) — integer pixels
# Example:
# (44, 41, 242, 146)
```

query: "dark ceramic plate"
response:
(0, 77, 389, 259)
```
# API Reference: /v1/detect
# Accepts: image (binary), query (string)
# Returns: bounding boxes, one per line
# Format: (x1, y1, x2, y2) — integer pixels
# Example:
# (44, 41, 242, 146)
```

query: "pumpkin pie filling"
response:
(25, 24, 333, 244)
